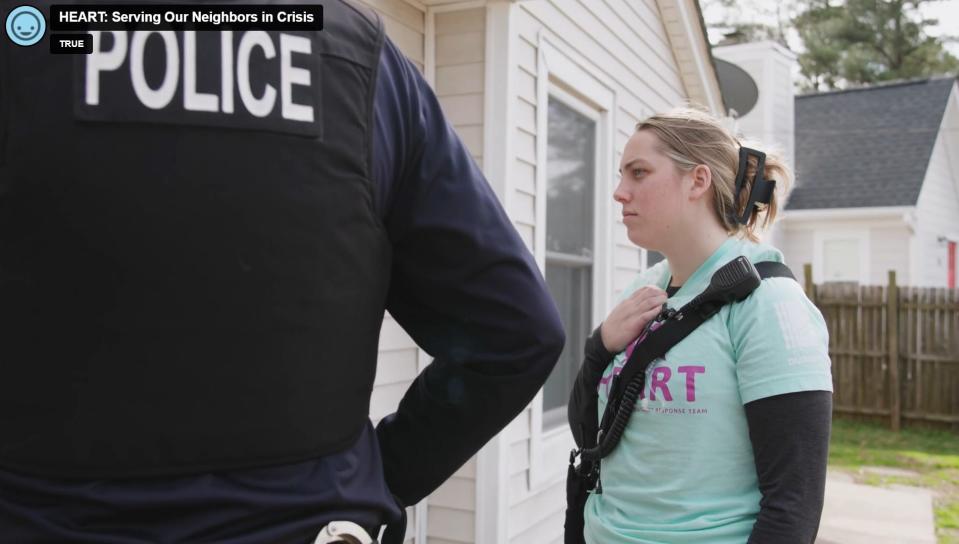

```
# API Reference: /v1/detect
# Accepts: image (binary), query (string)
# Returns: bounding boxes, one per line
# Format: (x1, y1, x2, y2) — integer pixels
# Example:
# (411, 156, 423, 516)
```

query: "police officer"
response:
(0, 1, 565, 542)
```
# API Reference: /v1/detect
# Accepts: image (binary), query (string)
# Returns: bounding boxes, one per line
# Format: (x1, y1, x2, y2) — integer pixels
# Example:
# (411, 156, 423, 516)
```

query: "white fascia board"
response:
(675, 0, 722, 114)
(780, 206, 915, 223)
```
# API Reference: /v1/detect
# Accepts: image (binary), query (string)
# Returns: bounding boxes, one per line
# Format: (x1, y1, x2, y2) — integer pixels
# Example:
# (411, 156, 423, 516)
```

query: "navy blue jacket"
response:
(0, 36, 564, 543)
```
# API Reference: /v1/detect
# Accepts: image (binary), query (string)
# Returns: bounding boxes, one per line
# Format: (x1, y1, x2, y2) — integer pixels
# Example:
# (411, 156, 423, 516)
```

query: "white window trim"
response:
(473, 4, 514, 543)
(527, 31, 616, 492)
(813, 228, 871, 284)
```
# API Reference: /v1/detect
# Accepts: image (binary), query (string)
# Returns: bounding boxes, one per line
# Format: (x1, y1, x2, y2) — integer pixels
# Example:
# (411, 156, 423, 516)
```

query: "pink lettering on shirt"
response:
(677, 365, 706, 402)
(649, 367, 672, 401)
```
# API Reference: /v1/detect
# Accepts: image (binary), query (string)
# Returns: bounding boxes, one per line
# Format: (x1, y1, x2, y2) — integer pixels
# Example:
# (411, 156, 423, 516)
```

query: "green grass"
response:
(940, 500, 959, 529)
(829, 418, 959, 543)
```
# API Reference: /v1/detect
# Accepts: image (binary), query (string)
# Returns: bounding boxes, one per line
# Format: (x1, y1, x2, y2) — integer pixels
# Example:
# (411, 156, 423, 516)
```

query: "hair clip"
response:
(731, 146, 776, 225)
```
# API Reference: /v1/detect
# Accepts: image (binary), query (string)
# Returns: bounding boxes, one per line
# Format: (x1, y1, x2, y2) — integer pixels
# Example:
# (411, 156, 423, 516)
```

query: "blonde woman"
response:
(568, 108, 833, 544)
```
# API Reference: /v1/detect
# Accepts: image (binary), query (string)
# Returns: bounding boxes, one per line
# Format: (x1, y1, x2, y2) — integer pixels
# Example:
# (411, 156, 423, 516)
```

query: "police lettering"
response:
(84, 30, 314, 123)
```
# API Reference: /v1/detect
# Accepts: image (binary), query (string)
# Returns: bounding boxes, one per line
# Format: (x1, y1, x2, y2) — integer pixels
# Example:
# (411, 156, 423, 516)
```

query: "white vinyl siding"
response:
(435, 9, 486, 163)
(822, 238, 864, 282)
(370, 316, 421, 422)
(778, 227, 813, 277)
(359, 0, 425, 70)
(780, 216, 912, 286)
(915, 85, 959, 287)
(513, 24, 538, 253)
(870, 225, 912, 285)
(427, 462, 477, 543)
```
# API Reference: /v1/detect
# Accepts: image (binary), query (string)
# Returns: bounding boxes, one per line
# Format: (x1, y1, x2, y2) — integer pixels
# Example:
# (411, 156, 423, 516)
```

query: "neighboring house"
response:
(778, 77, 959, 287)
(355, 0, 725, 542)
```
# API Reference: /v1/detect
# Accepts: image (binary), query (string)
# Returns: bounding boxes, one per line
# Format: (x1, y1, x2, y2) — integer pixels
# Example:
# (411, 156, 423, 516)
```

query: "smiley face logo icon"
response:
(6, 5, 46, 46)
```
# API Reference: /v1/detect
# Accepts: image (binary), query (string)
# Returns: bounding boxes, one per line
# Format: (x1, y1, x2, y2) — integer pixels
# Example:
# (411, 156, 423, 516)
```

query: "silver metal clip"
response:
(313, 521, 376, 544)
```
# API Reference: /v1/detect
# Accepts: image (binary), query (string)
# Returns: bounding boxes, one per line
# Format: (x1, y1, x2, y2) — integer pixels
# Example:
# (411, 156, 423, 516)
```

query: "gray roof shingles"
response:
(789, 77, 955, 210)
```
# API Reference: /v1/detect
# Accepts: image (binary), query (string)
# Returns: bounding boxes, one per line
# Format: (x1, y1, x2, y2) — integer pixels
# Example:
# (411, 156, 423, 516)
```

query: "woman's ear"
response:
(688, 164, 712, 201)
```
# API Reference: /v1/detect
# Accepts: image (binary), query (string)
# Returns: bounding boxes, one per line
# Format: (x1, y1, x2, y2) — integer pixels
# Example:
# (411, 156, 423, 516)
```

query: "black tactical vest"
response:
(0, 0, 391, 478)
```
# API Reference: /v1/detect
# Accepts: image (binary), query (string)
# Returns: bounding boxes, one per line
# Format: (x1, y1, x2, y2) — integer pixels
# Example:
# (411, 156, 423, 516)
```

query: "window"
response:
(541, 96, 597, 429)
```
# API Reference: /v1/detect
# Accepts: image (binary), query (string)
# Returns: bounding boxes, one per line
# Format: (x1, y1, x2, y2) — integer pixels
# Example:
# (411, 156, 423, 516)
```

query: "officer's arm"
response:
(372, 39, 564, 507)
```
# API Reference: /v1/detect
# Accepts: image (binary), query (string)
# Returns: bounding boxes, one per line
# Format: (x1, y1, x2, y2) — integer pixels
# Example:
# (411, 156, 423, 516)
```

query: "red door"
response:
(949, 241, 956, 289)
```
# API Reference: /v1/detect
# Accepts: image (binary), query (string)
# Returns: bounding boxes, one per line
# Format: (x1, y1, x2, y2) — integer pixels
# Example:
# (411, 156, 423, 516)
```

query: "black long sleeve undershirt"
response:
(570, 324, 831, 542)
(745, 390, 832, 543)
(568, 326, 614, 450)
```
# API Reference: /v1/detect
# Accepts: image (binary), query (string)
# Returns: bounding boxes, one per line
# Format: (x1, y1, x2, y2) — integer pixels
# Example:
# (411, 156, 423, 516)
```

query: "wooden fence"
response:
(802, 265, 959, 430)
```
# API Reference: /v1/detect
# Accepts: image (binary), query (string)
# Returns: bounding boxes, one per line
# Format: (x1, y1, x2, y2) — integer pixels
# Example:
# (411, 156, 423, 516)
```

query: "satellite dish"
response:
(715, 58, 759, 118)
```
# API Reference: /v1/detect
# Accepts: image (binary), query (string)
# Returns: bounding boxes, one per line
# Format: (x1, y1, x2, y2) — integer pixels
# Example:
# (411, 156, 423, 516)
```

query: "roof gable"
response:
(789, 77, 956, 210)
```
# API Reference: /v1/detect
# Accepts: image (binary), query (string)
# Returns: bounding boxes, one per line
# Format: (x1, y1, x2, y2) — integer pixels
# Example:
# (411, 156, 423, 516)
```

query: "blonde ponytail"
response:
(636, 108, 792, 242)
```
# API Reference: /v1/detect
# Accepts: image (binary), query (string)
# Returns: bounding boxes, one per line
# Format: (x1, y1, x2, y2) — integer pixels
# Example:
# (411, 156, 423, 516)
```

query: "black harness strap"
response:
(754, 261, 795, 281)
(589, 260, 796, 459)
(611, 261, 794, 402)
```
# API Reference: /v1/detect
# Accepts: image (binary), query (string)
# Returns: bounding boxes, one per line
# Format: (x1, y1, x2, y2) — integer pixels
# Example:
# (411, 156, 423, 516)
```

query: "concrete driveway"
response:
(817, 471, 937, 544)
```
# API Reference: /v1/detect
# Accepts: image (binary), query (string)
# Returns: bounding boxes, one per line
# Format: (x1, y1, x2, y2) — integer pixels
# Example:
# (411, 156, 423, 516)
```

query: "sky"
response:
(702, 0, 959, 57)
(921, 0, 959, 56)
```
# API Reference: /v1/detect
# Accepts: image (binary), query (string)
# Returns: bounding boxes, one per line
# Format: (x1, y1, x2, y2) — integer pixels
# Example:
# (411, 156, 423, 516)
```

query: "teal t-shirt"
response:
(584, 237, 833, 544)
